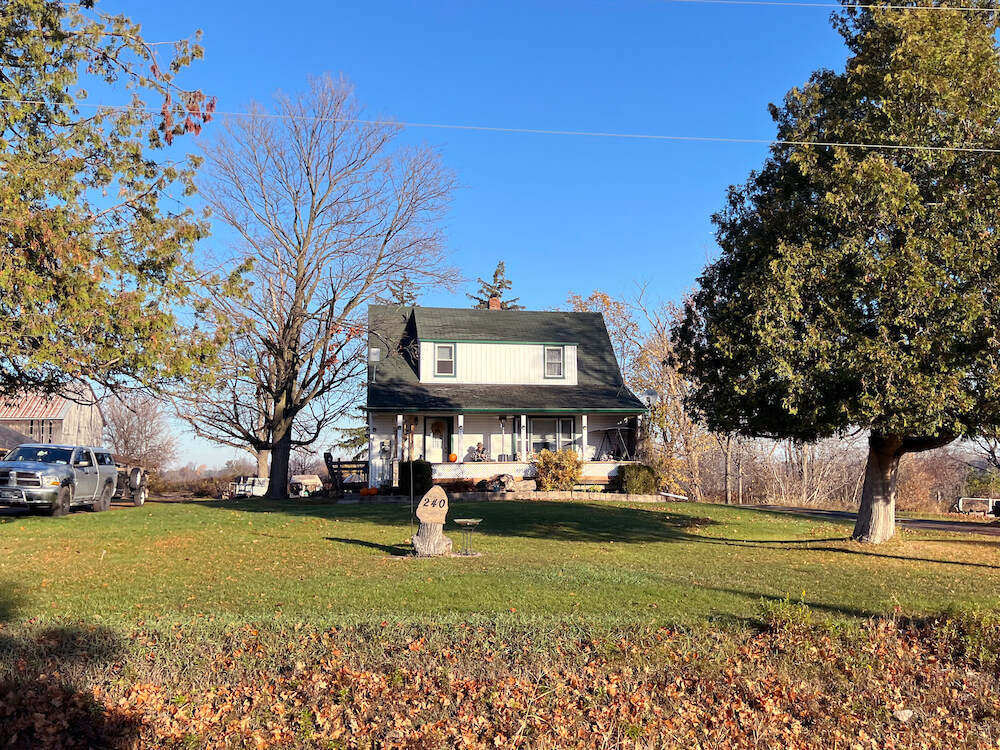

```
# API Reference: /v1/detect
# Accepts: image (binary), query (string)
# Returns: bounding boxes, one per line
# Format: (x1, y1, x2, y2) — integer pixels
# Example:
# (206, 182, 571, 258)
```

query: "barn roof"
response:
(0, 382, 101, 422)
(0, 392, 74, 420)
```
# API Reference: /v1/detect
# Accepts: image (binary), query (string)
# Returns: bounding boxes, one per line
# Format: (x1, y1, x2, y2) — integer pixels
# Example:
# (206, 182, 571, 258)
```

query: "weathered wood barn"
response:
(0, 382, 105, 447)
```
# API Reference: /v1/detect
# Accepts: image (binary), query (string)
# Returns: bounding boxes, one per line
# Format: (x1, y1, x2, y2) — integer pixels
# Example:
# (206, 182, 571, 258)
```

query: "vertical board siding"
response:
(419, 342, 578, 385)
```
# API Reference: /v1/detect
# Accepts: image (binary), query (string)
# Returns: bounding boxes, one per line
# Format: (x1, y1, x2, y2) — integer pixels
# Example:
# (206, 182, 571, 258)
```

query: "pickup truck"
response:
(0, 444, 118, 517)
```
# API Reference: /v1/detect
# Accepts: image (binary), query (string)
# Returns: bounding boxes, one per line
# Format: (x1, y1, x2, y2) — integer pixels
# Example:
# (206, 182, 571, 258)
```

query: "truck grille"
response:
(0, 471, 42, 488)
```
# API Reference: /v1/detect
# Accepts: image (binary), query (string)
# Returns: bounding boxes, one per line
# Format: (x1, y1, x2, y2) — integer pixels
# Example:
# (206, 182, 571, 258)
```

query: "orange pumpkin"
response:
(448, 453, 458, 463)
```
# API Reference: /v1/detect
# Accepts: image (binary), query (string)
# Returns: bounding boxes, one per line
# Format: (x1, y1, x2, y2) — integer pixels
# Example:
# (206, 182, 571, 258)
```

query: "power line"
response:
(3, 96, 1000, 154)
(657, 0, 998, 11)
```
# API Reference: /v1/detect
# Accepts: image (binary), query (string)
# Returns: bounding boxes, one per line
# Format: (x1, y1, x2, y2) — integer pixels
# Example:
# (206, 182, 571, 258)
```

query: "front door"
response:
(424, 417, 453, 463)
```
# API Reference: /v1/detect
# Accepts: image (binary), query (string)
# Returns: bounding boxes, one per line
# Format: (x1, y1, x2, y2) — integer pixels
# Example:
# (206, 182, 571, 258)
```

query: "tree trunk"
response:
(723, 436, 733, 505)
(256, 449, 270, 479)
(268, 429, 292, 499)
(852, 433, 903, 544)
(800, 444, 809, 506)
(412, 522, 453, 556)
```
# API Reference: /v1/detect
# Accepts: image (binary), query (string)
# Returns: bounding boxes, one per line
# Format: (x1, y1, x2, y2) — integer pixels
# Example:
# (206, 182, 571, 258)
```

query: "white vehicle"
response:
(228, 476, 268, 498)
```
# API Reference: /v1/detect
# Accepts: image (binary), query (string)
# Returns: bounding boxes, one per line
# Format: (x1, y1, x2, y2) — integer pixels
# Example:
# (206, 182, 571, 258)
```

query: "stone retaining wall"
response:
(344, 491, 666, 504)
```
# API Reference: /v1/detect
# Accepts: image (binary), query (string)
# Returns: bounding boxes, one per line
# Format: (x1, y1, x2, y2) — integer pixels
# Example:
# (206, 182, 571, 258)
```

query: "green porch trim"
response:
(365, 407, 646, 414)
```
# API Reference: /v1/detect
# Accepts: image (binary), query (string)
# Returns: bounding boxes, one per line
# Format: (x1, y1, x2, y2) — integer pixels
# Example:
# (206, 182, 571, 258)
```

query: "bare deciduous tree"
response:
(633, 299, 711, 502)
(178, 75, 455, 498)
(104, 394, 179, 470)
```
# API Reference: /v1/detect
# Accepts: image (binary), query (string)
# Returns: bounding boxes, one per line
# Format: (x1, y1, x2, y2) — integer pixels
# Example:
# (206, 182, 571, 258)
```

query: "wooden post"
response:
(581, 414, 588, 461)
(367, 412, 376, 488)
(457, 414, 464, 462)
(520, 414, 528, 460)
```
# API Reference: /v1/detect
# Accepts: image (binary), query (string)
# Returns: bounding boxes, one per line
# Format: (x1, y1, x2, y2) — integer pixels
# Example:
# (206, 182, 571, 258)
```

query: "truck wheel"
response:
(132, 485, 147, 507)
(92, 483, 113, 512)
(49, 487, 71, 518)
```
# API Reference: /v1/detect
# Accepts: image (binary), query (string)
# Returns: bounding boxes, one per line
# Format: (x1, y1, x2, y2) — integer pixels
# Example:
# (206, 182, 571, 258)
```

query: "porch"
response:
(367, 412, 638, 488)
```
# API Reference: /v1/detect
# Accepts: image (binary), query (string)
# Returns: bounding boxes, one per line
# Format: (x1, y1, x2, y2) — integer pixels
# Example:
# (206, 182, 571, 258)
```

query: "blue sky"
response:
(97, 0, 852, 466)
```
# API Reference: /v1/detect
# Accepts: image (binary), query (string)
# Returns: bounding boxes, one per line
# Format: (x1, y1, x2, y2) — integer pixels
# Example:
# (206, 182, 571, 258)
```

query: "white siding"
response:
(418, 342, 578, 385)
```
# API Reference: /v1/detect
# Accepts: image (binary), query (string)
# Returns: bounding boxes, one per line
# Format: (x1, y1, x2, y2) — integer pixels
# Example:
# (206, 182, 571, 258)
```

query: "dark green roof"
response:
(367, 305, 645, 414)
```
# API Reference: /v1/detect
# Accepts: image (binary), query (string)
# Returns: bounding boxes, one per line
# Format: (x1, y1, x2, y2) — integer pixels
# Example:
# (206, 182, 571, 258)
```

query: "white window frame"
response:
(544, 346, 564, 379)
(434, 343, 456, 377)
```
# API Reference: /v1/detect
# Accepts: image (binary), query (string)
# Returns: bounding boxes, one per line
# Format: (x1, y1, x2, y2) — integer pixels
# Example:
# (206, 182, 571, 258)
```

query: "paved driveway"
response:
(749, 504, 1000, 538)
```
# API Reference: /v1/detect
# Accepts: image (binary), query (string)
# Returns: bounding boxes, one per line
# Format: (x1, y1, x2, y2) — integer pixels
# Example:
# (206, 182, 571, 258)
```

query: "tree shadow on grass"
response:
(325, 536, 412, 556)
(0, 584, 140, 749)
(198, 498, 719, 545)
(697, 535, 1000, 570)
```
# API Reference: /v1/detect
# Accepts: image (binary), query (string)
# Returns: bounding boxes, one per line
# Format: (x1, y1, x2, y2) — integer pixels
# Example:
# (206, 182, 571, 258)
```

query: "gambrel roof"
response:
(367, 305, 645, 414)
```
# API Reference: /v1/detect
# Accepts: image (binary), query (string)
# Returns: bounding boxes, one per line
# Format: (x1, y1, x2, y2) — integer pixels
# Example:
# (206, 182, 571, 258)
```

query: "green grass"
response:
(1, 497, 999, 627)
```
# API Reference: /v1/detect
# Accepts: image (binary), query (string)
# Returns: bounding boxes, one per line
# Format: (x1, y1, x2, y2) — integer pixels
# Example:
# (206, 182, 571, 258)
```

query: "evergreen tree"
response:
(468, 261, 523, 309)
(674, 1, 1000, 544)
(1, 0, 220, 395)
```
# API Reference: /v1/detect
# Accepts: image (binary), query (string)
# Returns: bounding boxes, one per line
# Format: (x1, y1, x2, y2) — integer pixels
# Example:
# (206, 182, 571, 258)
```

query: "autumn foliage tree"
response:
(0, 0, 220, 396)
(180, 75, 455, 497)
(675, 2, 1000, 543)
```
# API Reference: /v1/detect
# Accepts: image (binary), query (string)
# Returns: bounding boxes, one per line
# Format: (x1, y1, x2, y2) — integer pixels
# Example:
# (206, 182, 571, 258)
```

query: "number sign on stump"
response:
(412, 485, 453, 556)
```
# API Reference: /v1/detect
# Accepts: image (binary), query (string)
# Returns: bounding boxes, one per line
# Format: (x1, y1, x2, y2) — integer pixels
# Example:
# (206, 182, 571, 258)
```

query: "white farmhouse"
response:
(366, 302, 646, 488)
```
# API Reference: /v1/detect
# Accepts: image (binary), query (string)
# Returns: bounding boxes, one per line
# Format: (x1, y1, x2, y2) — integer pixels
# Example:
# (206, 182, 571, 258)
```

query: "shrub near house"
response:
(534, 448, 582, 490)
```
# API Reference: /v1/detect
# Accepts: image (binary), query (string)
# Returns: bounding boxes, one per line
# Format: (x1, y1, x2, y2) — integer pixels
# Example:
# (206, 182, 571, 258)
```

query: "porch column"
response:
(520, 414, 527, 459)
(457, 414, 464, 462)
(581, 414, 588, 461)
(396, 415, 404, 462)
(368, 411, 377, 488)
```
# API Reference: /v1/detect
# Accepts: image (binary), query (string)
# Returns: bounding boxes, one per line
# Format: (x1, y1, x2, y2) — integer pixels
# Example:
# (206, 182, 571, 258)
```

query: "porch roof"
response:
(367, 382, 644, 413)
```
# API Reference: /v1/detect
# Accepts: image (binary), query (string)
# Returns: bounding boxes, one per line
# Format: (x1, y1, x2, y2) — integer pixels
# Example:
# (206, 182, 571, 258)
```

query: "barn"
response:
(0, 382, 105, 447)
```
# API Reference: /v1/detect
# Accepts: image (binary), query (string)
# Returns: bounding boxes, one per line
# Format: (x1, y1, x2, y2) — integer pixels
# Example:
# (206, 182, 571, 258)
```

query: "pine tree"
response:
(467, 261, 523, 309)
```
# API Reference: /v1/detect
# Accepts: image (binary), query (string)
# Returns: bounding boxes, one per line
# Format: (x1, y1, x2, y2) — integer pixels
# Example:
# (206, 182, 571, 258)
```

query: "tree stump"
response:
(412, 522, 452, 556)
(412, 485, 452, 556)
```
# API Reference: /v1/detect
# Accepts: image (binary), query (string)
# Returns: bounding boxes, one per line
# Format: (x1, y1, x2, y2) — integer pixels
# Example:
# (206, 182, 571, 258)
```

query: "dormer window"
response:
(435, 343, 455, 376)
(544, 346, 564, 378)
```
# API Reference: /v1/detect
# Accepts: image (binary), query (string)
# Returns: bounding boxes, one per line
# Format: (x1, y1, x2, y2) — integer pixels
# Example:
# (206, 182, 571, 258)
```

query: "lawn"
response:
(5, 498, 1000, 748)
(2, 497, 999, 626)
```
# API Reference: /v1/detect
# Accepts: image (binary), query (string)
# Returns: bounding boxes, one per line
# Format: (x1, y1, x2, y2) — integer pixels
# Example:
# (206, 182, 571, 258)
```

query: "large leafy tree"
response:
(674, 1, 1000, 543)
(0, 0, 218, 396)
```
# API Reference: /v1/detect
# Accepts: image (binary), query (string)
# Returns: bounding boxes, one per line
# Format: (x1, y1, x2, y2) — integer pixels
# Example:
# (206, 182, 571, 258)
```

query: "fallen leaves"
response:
(4, 613, 1000, 749)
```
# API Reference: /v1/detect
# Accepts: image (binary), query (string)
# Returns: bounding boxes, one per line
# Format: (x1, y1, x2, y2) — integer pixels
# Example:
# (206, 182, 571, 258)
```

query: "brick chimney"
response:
(488, 295, 501, 311)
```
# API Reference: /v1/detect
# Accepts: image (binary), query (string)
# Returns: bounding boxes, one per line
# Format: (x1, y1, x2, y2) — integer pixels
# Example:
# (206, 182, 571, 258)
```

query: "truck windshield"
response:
(5, 447, 73, 464)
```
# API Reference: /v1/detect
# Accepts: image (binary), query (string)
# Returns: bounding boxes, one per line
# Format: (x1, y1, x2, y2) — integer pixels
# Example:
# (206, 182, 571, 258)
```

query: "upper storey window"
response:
(435, 343, 455, 376)
(544, 346, 564, 378)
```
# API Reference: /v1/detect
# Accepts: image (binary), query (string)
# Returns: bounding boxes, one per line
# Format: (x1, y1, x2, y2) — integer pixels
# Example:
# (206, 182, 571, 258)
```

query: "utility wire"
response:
(657, 0, 998, 10)
(3, 96, 1000, 154)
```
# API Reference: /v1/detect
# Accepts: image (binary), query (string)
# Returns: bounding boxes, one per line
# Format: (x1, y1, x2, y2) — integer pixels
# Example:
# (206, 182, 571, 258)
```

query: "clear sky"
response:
(97, 0, 852, 467)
